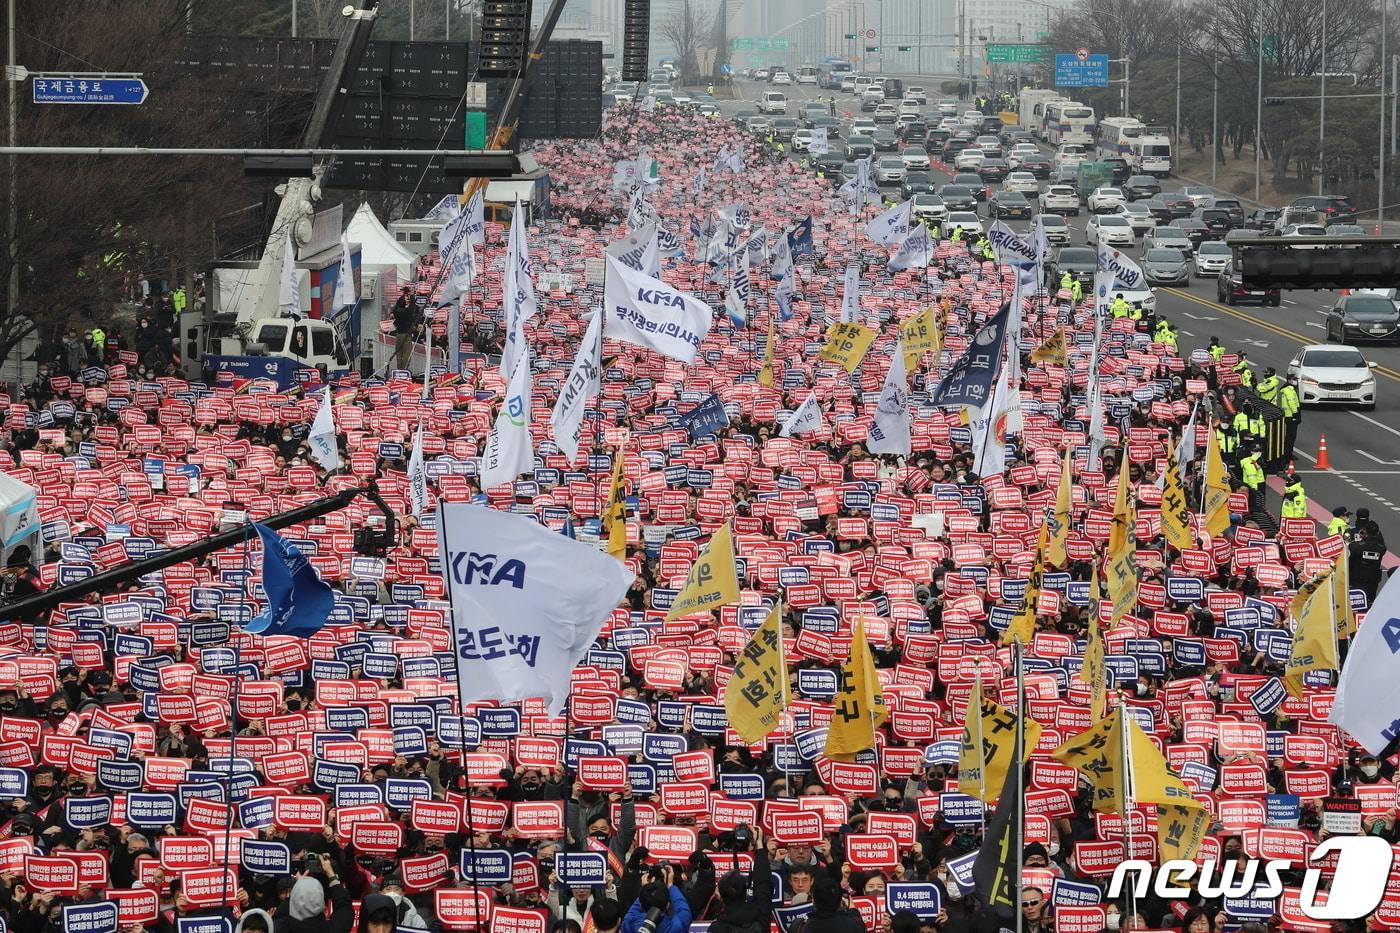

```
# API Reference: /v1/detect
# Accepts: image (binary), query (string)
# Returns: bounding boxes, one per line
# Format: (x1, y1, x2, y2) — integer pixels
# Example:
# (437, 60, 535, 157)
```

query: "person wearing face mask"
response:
(569, 782, 635, 878)
(1338, 752, 1393, 787)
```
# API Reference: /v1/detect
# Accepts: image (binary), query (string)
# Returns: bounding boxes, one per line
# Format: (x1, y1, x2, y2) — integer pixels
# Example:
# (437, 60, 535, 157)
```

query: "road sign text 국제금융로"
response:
(32, 76, 148, 105)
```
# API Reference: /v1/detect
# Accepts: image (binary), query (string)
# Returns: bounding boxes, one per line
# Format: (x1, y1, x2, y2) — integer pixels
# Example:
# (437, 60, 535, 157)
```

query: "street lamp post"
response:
(1254, 0, 1264, 203)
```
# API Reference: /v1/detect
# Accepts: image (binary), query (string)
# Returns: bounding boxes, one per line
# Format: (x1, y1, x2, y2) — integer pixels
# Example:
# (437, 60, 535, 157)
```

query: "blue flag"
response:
(675, 394, 730, 440)
(246, 523, 334, 638)
(930, 302, 1012, 411)
(788, 217, 814, 258)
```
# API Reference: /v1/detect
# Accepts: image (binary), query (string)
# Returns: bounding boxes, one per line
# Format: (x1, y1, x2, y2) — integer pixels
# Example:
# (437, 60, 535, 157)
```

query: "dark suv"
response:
(1291, 194, 1359, 224)
(1218, 258, 1281, 307)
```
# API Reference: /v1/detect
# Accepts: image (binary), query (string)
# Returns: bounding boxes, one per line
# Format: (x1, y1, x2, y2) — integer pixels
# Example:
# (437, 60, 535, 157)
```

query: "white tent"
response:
(0, 472, 39, 565)
(345, 202, 416, 279)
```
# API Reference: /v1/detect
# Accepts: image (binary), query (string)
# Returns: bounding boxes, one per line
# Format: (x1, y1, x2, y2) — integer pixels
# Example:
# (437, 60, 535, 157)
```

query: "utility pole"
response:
(1319, 0, 1326, 194)
(1175, 41, 1181, 152)
(292, 0, 298, 37)
(1254, 0, 1264, 203)
(1211, 53, 1218, 185)
(1380, 0, 1387, 228)
(6, 0, 16, 334)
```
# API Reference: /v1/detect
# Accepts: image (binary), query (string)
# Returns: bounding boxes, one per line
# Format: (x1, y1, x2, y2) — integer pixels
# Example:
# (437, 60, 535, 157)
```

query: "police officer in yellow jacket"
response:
(1110, 294, 1132, 319)
(1327, 506, 1352, 538)
(1207, 336, 1225, 362)
(1256, 366, 1281, 404)
(1281, 472, 1308, 520)
(1233, 351, 1254, 389)
(1239, 445, 1266, 515)
(1279, 374, 1301, 466)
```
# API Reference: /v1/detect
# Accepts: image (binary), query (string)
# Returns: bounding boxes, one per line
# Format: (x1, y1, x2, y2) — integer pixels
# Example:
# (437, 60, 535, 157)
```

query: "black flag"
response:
(971, 741, 1021, 919)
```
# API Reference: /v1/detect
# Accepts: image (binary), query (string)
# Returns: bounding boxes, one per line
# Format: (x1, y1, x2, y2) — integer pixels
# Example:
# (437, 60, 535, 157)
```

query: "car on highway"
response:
(1194, 240, 1232, 277)
(1020, 154, 1054, 178)
(952, 172, 988, 201)
(814, 151, 848, 175)
(911, 194, 948, 224)
(1008, 143, 1040, 168)
(839, 162, 861, 184)
(852, 117, 877, 136)
(1143, 227, 1193, 255)
(938, 184, 978, 211)
(745, 116, 771, 136)
(1122, 175, 1161, 200)
(1036, 213, 1071, 244)
(1141, 248, 1191, 286)
(901, 173, 935, 198)
(946, 211, 985, 238)
(840, 75, 857, 92)
(1180, 185, 1214, 207)
(1135, 198, 1172, 225)
(1328, 223, 1370, 237)
(1003, 171, 1039, 194)
(792, 129, 815, 151)
(1101, 156, 1131, 185)
(1161, 191, 1195, 218)
(988, 191, 1034, 219)
(954, 148, 986, 171)
(1217, 258, 1281, 306)
(862, 87, 885, 110)
(1055, 144, 1091, 172)
(1246, 208, 1282, 230)
(875, 104, 899, 124)
(1281, 223, 1329, 245)
(873, 128, 900, 151)
(898, 99, 921, 116)
(1173, 218, 1209, 250)
(1325, 294, 1400, 344)
(754, 68, 772, 81)
(1039, 185, 1080, 215)
(900, 146, 930, 170)
(978, 158, 1010, 183)
(773, 71, 793, 85)
(1086, 214, 1135, 246)
(905, 86, 929, 105)
(1048, 246, 1096, 287)
(1116, 202, 1157, 236)
(876, 157, 907, 183)
(1285, 344, 1377, 409)
(1290, 194, 1359, 224)
(1114, 281, 1158, 314)
(1188, 207, 1232, 240)
(759, 91, 788, 114)
(1205, 196, 1246, 226)
(771, 117, 800, 141)
(847, 135, 875, 159)
(936, 99, 959, 116)
(1088, 187, 1128, 214)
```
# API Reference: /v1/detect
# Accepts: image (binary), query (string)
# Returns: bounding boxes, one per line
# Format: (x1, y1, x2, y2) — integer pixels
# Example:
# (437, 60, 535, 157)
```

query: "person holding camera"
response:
(705, 824, 771, 933)
(621, 863, 694, 933)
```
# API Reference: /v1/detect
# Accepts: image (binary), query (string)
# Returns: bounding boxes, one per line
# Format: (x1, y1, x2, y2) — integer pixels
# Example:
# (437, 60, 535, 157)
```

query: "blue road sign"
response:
(1054, 54, 1108, 87)
(33, 76, 148, 105)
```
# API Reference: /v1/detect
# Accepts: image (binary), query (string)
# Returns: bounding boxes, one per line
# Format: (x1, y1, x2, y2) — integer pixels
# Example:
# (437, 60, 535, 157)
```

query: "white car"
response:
(1286, 344, 1377, 410)
(1002, 171, 1039, 194)
(905, 86, 928, 105)
(1086, 214, 1135, 246)
(1194, 240, 1232, 277)
(841, 75, 857, 92)
(876, 157, 906, 183)
(773, 72, 793, 85)
(1088, 187, 1128, 213)
(863, 87, 886, 105)
(901, 146, 931, 170)
(911, 194, 948, 223)
(759, 91, 788, 114)
(1116, 202, 1157, 236)
(1281, 223, 1330, 248)
(899, 99, 921, 116)
(937, 99, 959, 116)
(1039, 185, 1080, 215)
(946, 211, 984, 238)
(1111, 281, 1158, 314)
(792, 129, 815, 151)
(954, 149, 986, 171)
(1036, 214, 1070, 244)
(852, 118, 877, 136)
(1056, 145, 1089, 171)
(1007, 144, 1040, 169)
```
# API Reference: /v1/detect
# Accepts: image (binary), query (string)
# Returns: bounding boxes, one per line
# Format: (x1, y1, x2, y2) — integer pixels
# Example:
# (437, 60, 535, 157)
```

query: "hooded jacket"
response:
(236, 909, 275, 933)
(276, 875, 353, 933)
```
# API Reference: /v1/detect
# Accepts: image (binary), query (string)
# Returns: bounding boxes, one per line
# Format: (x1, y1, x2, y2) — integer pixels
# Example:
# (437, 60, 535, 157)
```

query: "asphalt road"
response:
(724, 77, 1400, 545)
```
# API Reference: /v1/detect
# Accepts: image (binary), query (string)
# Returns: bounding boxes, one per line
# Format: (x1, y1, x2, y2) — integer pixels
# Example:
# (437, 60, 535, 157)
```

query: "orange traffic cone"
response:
(1315, 434, 1332, 470)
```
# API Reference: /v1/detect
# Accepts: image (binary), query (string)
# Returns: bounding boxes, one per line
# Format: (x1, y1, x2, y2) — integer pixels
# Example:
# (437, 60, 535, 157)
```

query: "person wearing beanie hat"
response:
(287, 855, 353, 933)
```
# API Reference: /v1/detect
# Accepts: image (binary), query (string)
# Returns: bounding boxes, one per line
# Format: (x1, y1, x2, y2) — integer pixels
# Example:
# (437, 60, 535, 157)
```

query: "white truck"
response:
(1018, 89, 1064, 134)
(1134, 127, 1173, 176)
(759, 91, 789, 114)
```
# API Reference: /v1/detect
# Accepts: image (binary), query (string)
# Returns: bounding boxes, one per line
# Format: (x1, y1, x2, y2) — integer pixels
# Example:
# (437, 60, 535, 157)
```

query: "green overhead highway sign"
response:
(986, 43, 1047, 63)
(732, 38, 752, 51)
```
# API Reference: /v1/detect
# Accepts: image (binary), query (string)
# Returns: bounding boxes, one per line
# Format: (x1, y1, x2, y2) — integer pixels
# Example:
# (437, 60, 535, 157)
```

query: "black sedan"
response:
(987, 191, 1033, 219)
(901, 173, 935, 199)
(1021, 154, 1053, 178)
(937, 184, 978, 211)
(1326, 294, 1400, 344)
(1047, 246, 1096, 288)
(1125, 175, 1162, 200)
(952, 172, 989, 201)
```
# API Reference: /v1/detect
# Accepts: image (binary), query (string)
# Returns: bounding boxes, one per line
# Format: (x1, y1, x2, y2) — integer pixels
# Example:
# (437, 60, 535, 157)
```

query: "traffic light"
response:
(866, 45, 880, 52)
(621, 0, 650, 84)
(478, 0, 533, 78)
(844, 33, 857, 39)
(898, 45, 912, 51)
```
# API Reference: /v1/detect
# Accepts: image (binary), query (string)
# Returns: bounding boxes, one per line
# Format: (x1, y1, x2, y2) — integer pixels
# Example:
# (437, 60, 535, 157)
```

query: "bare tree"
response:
(657, 0, 715, 86)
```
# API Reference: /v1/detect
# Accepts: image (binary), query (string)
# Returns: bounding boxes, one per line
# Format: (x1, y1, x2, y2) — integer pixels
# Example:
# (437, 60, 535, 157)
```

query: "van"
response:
(759, 91, 788, 115)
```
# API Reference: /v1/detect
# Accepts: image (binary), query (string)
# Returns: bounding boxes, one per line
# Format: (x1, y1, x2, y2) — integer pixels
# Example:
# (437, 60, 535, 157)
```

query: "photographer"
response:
(804, 877, 865, 933)
(705, 824, 771, 933)
(621, 863, 694, 933)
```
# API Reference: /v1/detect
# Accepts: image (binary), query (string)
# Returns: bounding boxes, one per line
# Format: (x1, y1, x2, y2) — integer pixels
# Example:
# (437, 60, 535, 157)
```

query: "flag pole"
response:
(972, 671, 988, 835)
(1119, 703, 1137, 924)
(218, 522, 254, 923)
(1013, 638, 1025, 933)
(437, 497, 485, 927)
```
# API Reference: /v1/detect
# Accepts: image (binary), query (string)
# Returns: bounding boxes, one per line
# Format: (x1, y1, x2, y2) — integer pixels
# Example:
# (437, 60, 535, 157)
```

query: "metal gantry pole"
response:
(5, 0, 14, 336)
(1380, 0, 1388, 229)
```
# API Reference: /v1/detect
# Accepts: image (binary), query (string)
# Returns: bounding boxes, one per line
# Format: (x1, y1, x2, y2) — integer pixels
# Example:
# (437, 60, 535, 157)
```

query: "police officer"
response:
(1245, 401, 1267, 451)
(1350, 521, 1387, 602)
(1207, 336, 1226, 363)
(1256, 366, 1281, 404)
(1239, 445, 1266, 515)
(1281, 471, 1308, 520)
(1110, 293, 1132, 319)
(1327, 506, 1352, 538)
(1216, 415, 1239, 465)
(1233, 351, 1254, 390)
(1279, 373, 1301, 465)
(1060, 271, 1074, 294)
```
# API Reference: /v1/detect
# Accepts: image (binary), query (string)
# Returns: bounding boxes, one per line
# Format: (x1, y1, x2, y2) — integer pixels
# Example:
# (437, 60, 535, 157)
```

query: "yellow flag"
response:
(1160, 443, 1195, 552)
(1285, 564, 1339, 698)
(819, 322, 877, 373)
(1029, 327, 1067, 366)
(1003, 523, 1047, 645)
(1203, 426, 1233, 537)
(1045, 449, 1073, 567)
(959, 685, 1044, 802)
(665, 521, 741, 621)
(724, 602, 790, 744)
(1125, 715, 1209, 861)
(901, 305, 942, 373)
(1332, 550, 1357, 639)
(1052, 712, 1123, 814)
(824, 618, 889, 760)
(604, 449, 628, 561)
(1105, 449, 1138, 626)
(1080, 564, 1107, 722)
(758, 316, 776, 388)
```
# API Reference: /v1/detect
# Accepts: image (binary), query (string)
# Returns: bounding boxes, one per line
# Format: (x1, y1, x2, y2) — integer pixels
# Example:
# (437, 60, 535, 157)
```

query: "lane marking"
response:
(1358, 450, 1400, 465)
(1162, 287, 1400, 383)
(1350, 410, 1400, 440)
